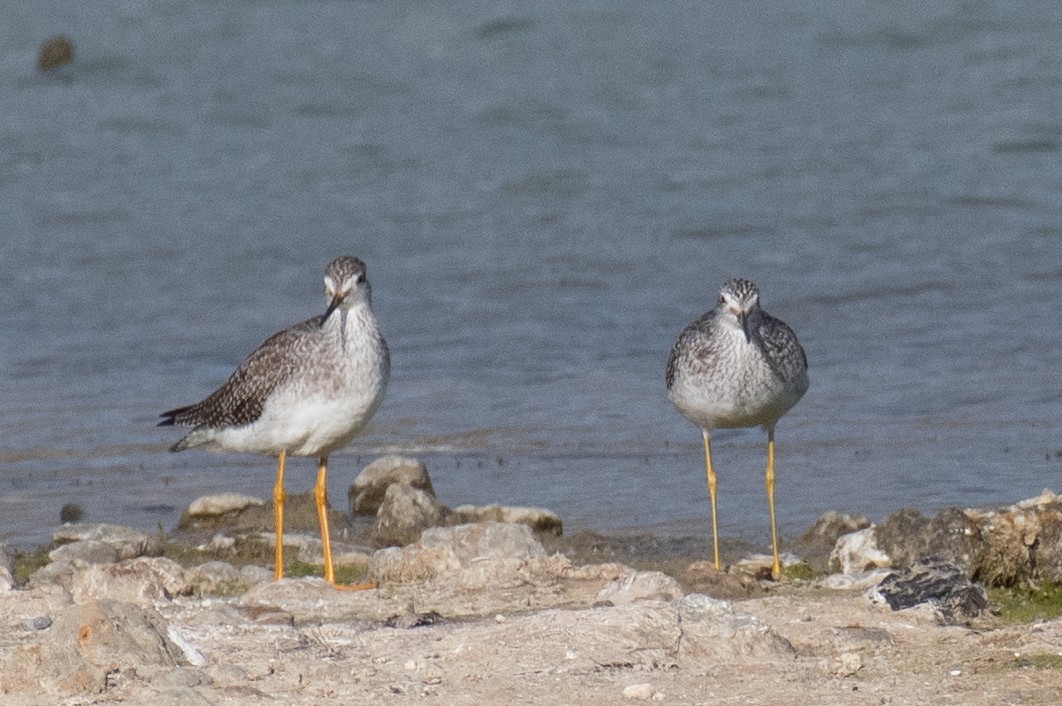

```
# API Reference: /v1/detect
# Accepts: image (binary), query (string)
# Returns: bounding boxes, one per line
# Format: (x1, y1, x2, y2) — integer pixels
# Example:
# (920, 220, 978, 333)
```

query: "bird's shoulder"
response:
(753, 310, 807, 373)
(666, 308, 722, 388)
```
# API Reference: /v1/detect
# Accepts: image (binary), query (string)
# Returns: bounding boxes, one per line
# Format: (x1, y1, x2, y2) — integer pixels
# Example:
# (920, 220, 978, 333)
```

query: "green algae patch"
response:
(1013, 654, 1062, 670)
(783, 562, 817, 581)
(285, 561, 370, 585)
(12, 547, 51, 585)
(990, 582, 1062, 623)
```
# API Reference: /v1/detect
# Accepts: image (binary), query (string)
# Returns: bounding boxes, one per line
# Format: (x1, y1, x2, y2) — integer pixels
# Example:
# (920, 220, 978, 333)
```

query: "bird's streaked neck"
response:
(323, 299, 376, 350)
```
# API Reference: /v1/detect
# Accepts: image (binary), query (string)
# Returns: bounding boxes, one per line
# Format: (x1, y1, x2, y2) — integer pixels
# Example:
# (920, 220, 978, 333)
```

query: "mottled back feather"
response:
(159, 315, 325, 430)
(750, 310, 807, 382)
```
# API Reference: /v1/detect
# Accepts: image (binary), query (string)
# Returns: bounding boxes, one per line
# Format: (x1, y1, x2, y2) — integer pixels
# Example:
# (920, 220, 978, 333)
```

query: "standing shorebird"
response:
(666, 278, 808, 579)
(159, 256, 390, 588)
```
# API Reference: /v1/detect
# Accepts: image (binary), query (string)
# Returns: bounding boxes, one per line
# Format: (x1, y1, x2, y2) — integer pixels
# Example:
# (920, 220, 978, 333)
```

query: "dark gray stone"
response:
(875, 507, 981, 575)
(873, 559, 988, 622)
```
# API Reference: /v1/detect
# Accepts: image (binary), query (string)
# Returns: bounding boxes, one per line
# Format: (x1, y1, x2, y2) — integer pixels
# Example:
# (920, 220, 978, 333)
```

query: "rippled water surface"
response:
(2, 1, 1060, 549)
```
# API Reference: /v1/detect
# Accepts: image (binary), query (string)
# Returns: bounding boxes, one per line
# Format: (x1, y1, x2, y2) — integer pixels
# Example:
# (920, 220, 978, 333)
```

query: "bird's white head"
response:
(323, 256, 372, 321)
(717, 278, 760, 341)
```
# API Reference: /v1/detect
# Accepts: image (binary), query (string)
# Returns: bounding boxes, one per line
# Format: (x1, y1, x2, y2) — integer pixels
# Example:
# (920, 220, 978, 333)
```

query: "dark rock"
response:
(60, 503, 84, 523)
(872, 492, 1062, 586)
(38, 35, 74, 72)
(349, 455, 435, 517)
(872, 559, 988, 622)
(383, 610, 443, 629)
(875, 507, 981, 574)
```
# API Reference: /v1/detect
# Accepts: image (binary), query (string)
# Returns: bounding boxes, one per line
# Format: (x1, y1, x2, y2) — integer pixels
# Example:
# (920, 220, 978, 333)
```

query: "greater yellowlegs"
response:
(160, 256, 390, 587)
(666, 278, 808, 579)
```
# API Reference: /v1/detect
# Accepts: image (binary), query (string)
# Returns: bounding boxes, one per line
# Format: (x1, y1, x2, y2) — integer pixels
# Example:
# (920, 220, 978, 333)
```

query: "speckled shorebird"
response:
(666, 278, 808, 579)
(160, 256, 389, 588)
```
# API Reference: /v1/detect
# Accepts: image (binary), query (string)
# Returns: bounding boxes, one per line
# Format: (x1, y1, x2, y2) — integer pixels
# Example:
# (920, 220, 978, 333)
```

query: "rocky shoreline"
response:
(2, 457, 1061, 704)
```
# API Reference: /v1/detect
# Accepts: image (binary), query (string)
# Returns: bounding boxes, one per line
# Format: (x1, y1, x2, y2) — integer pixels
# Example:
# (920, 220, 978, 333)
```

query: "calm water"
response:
(2, 1, 1060, 550)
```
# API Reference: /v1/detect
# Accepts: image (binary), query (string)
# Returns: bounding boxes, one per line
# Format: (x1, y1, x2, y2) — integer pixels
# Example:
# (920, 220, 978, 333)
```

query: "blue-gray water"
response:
(2, 1, 1060, 550)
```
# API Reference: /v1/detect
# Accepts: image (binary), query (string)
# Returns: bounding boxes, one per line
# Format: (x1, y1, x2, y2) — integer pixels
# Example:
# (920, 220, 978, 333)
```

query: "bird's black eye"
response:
(355, 272, 366, 284)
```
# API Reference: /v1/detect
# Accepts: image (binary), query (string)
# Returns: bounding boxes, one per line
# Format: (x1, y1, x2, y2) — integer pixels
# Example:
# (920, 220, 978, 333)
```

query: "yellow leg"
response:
(316, 457, 375, 591)
(702, 429, 721, 570)
(314, 456, 336, 584)
(766, 427, 781, 580)
(273, 449, 287, 580)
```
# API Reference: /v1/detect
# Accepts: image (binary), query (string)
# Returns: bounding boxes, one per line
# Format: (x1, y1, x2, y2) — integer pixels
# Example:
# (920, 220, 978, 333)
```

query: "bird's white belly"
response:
(670, 338, 799, 431)
(213, 387, 383, 457)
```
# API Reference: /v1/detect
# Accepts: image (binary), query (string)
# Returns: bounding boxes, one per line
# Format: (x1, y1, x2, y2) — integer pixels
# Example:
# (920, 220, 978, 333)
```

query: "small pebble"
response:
(840, 652, 863, 676)
(622, 683, 656, 701)
(949, 668, 962, 676)
(31, 616, 53, 631)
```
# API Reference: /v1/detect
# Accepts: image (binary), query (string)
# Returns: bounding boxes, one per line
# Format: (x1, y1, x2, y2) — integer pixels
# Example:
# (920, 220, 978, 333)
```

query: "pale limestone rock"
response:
(0, 599, 183, 695)
(349, 455, 435, 516)
(677, 593, 794, 659)
(186, 561, 244, 595)
(69, 557, 189, 606)
(622, 683, 657, 700)
(818, 569, 892, 590)
(595, 570, 684, 606)
(375, 484, 449, 545)
(0, 543, 12, 575)
(49, 540, 119, 567)
(451, 503, 563, 535)
(419, 522, 545, 562)
(371, 522, 544, 584)
(831, 527, 891, 574)
(187, 493, 264, 517)
(52, 523, 157, 560)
